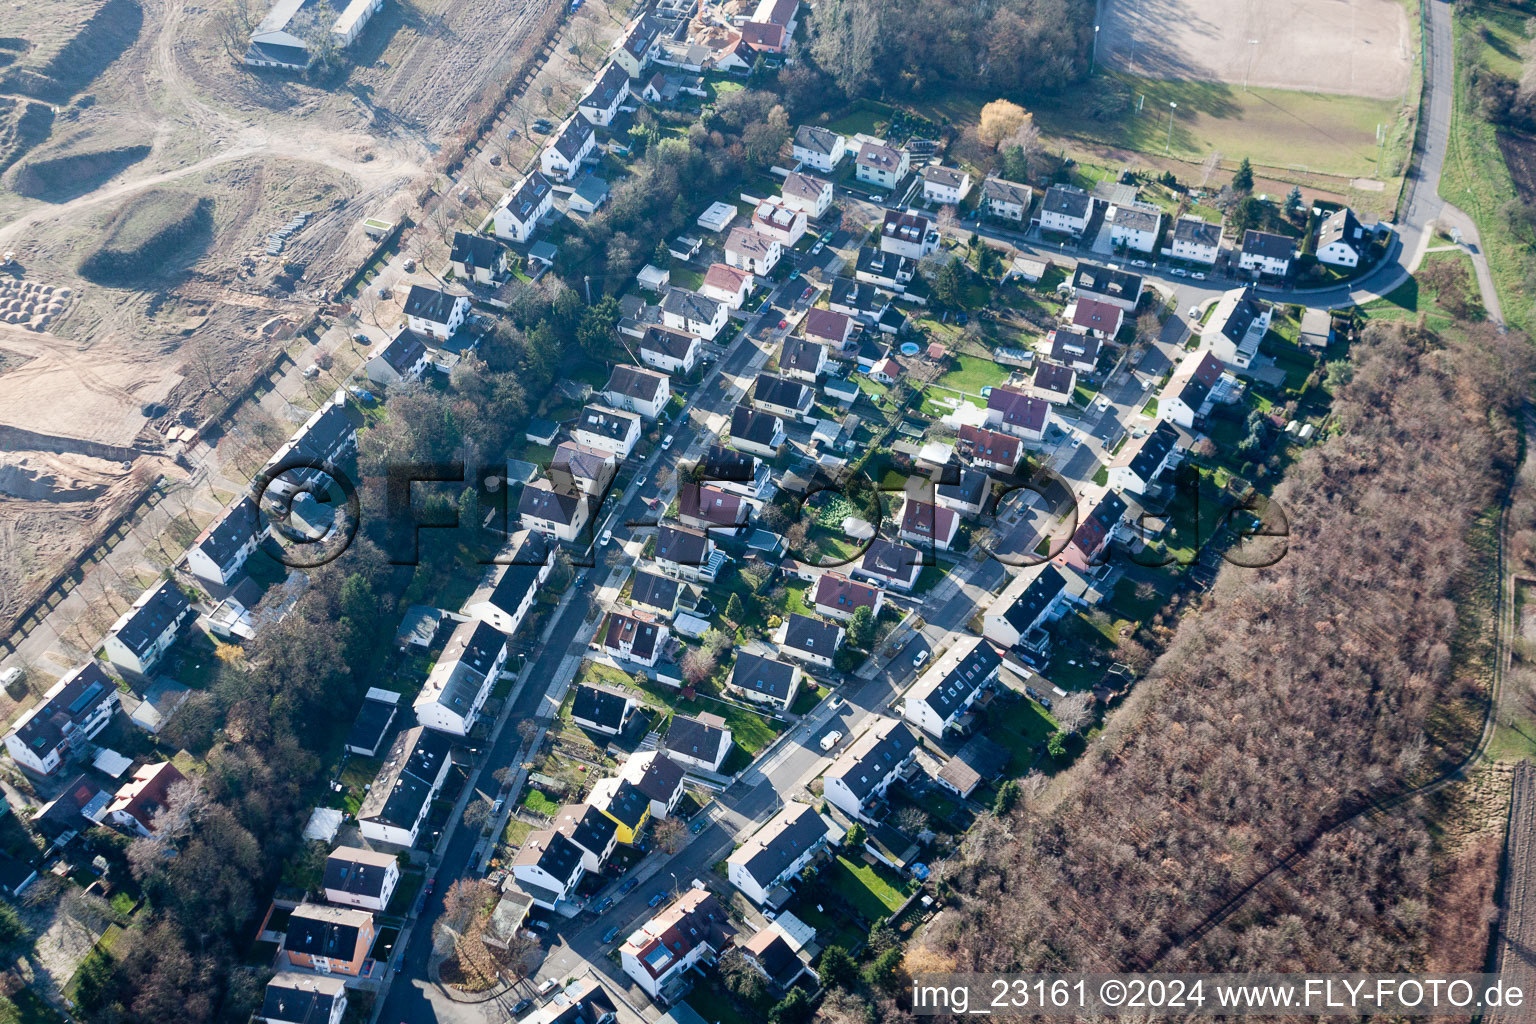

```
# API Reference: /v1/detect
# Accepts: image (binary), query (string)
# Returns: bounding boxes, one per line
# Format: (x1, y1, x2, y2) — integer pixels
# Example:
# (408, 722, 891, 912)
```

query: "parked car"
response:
(1192, 271, 1207, 280)
(489, 154, 501, 166)
(512, 999, 532, 1016)
(594, 896, 613, 913)
(602, 926, 621, 943)
(820, 730, 843, 752)
(912, 649, 930, 669)
(777, 319, 788, 329)
(829, 695, 844, 710)
(661, 435, 674, 449)
(801, 286, 813, 301)
(690, 818, 706, 834)
(1188, 305, 1200, 318)
(353, 333, 369, 343)
(424, 877, 435, 896)
(648, 891, 667, 908)
(1170, 267, 1189, 277)
(600, 529, 613, 547)
(618, 878, 639, 895)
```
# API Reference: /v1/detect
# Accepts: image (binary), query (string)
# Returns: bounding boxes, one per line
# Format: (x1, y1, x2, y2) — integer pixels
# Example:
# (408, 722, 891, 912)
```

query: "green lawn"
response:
(1034, 72, 1410, 181)
(988, 698, 1059, 774)
(825, 99, 894, 138)
(502, 818, 535, 847)
(783, 579, 815, 618)
(933, 355, 1010, 396)
(579, 657, 786, 758)
(790, 681, 830, 716)
(1361, 249, 1483, 333)
(521, 788, 561, 817)
(670, 266, 705, 291)
(1043, 613, 1121, 691)
(829, 855, 910, 922)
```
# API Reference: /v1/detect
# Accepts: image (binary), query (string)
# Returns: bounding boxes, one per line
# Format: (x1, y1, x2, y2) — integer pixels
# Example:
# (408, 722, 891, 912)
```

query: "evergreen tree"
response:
(846, 605, 875, 649)
(1233, 157, 1254, 193)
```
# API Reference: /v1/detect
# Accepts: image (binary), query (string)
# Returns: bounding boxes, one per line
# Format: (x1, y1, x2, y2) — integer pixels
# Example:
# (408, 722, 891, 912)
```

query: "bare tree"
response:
(654, 816, 687, 854)
(1053, 691, 1094, 735)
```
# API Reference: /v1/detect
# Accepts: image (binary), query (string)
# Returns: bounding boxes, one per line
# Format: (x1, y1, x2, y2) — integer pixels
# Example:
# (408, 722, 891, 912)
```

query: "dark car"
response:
(618, 878, 639, 895)
(690, 819, 705, 834)
(512, 998, 532, 1016)
(424, 877, 435, 896)
(648, 890, 666, 907)
(594, 896, 613, 913)
(602, 925, 621, 943)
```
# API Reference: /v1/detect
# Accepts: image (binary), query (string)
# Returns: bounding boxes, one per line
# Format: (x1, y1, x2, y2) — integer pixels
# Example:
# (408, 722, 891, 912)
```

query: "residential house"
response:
(464, 530, 554, 635)
(853, 539, 923, 592)
(751, 373, 812, 419)
(448, 231, 507, 285)
(550, 442, 618, 499)
(804, 308, 854, 348)
(1071, 297, 1124, 338)
(284, 904, 375, 976)
(323, 847, 401, 912)
(935, 734, 1010, 800)
(898, 497, 960, 551)
(1049, 327, 1100, 374)
(568, 175, 609, 216)
(1316, 207, 1368, 267)
(589, 776, 650, 844)
(1059, 491, 1127, 572)
(613, 14, 662, 78)
(1169, 215, 1222, 265)
(699, 264, 753, 310)
(639, 327, 701, 376)
(492, 172, 555, 243)
(1038, 184, 1093, 236)
(793, 125, 846, 173)
(518, 480, 593, 543)
(751, 197, 808, 248)
(1239, 229, 1296, 277)
(603, 364, 671, 421)
(985, 386, 1050, 442)
(31, 774, 109, 840)
(511, 830, 586, 909)
(1072, 262, 1144, 312)
(869, 353, 902, 385)
(553, 803, 620, 873)
(729, 404, 785, 458)
(1031, 361, 1075, 405)
(364, 327, 432, 388)
(618, 750, 686, 819)
(357, 725, 453, 847)
(921, 165, 972, 205)
(823, 717, 919, 822)
(103, 580, 191, 677)
(574, 404, 643, 458)
(740, 922, 815, 992)
(261, 974, 347, 1024)
(579, 63, 630, 126)
(1107, 421, 1181, 495)
(414, 618, 507, 735)
(525, 979, 618, 1024)
(813, 572, 885, 622)
(855, 142, 909, 190)
(104, 761, 184, 838)
(902, 636, 1001, 737)
(956, 425, 1022, 473)
(697, 202, 737, 233)
(1207, 286, 1272, 369)
(727, 801, 832, 905)
(775, 614, 843, 669)
(728, 651, 802, 709)
(699, 444, 771, 500)
(620, 888, 735, 1003)
(829, 277, 885, 321)
(780, 172, 833, 219)
(629, 570, 681, 619)
(661, 288, 729, 341)
(345, 688, 400, 757)
(678, 483, 750, 533)
(980, 177, 1033, 223)
(185, 496, 266, 586)
(571, 684, 638, 736)
(256, 390, 357, 495)
(983, 565, 1069, 649)
(663, 713, 733, 773)
(483, 890, 534, 951)
(601, 612, 669, 668)
(936, 466, 991, 518)
(879, 210, 939, 260)
(854, 246, 916, 292)
(724, 226, 782, 276)
(403, 285, 469, 342)
(1159, 350, 1225, 429)
(655, 523, 721, 583)
(1107, 203, 1163, 253)
(779, 336, 827, 383)
(541, 115, 596, 182)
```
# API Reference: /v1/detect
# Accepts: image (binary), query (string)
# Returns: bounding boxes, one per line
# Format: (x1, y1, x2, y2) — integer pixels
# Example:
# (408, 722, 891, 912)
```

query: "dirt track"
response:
(1490, 761, 1536, 1024)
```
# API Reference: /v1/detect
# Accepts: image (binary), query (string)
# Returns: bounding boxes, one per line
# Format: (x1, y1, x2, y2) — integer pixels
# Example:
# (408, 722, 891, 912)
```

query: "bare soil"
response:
(1490, 762, 1536, 1024)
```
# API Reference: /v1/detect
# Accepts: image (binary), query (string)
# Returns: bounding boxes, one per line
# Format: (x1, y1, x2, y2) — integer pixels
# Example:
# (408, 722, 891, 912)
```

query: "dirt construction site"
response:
(1095, 0, 1413, 99)
(0, 0, 622, 665)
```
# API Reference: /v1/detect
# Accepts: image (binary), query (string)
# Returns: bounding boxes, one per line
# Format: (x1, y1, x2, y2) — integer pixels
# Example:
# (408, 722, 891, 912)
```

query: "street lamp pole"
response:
(1090, 25, 1099, 75)
(1244, 39, 1259, 91)
(1165, 101, 1177, 155)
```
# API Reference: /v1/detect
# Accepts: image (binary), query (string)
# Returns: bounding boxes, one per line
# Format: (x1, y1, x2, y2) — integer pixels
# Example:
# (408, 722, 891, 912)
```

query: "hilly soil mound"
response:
(13, 143, 149, 200)
(79, 189, 214, 284)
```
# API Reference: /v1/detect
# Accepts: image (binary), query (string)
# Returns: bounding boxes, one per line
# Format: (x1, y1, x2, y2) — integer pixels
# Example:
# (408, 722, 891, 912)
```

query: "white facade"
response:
(323, 849, 401, 912)
(779, 173, 833, 219)
(661, 291, 729, 341)
(573, 406, 643, 458)
(822, 717, 917, 822)
(1169, 216, 1222, 265)
(407, 294, 469, 342)
(184, 497, 265, 586)
(855, 143, 909, 190)
(725, 226, 782, 276)
(751, 198, 808, 248)
(492, 173, 555, 244)
(793, 127, 846, 173)
(540, 118, 596, 182)
(921, 167, 972, 206)
(1107, 204, 1162, 253)
(102, 582, 191, 676)
(4, 664, 119, 775)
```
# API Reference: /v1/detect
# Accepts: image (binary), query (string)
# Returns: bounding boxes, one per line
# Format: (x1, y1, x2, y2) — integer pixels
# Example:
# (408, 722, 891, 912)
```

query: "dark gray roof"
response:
(731, 651, 798, 701)
(449, 231, 502, 272)
(828, 718, 918, 800)
(1173, 216, 1222, 248)
(656, 523, 710, 565)
(830, 276, 879, 313)
(1118, 421, 1179, 483)
(663, 713, 729, 764)
(1242, 229, 1295, 259)
(285, 906, 368, 961)
(482, 531, 553, 617)
(9, 664, 115, 762)
(551, 443, 614, 486)
(640, 326, 698, 360)
(1042, 185, 1091, 219)
(912, 639, 1000, 721)
(662, 287, 722, 324)
(859, 539, 921, 584)
(111, 581, 189, 659)
(794, 125, 841, 157)
(323, 848, 397, 901)
(1050, 326, 1100, 366)
(780, 337, 824, 376)
(731, 404, 782, 447)
(194, 496, 260, 572)
(521, 828, 586, 883)
(855, 246, 914, 282)
(244, 40, 310, 67)
(603, 612, 663, 660)
(622, 14, 662, 60)
(1111, 204, 1161, 233)
(733, 803, 829, 886)
(999, 566, 1067, 635)
(1318, 207, 1364, 250)
(519, 483, 587, 526)
(1072, 262, 1143, 303)
(550, 116, 595, 162)
(630, 570, 680, 612)
(572, 684, 632, 731)
(577, 404, 640, 443)
(425, 620, 506, 717)
(582, 62, 629, 111)
(782, 171, 829, 203)
(403, 284, 463, 325)
(701, 444, 757, 485)
(937, 466, 990, 508)
(1032, 361, 1075, 396)
(502, 172, 553, 224)
(752, 373, 810, 412)
(261, 975, 345, 1024)
(605, 364, 666, 403)
(627, 752, 685, 803)
(555, 803, 618, 857)
(357, 726, 452, 830)
(981, 177, 1032, 208)
(345, 694, 398, 755)
(378, 328, 429, 374)
(1218, 286, 1270, 346)
(781, 613, 841, 657)
(922, 165, 967, 188)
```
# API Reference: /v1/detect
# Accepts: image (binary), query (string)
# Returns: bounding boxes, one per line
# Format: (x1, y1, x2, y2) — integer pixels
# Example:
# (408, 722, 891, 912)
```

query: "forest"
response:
(910, 320, 1533, 991)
